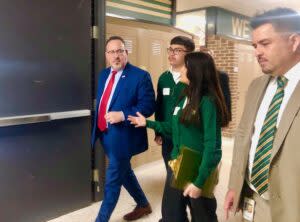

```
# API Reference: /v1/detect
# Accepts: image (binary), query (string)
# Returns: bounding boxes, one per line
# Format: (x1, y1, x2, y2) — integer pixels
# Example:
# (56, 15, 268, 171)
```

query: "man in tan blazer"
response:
(224, 8, 300, 222)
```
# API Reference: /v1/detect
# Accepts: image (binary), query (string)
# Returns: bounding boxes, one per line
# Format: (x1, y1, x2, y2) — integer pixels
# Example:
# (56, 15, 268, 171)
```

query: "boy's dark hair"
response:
(106, 36, 125, 47)
(170, 36, 195, 52)
(250, 8, 300, 34)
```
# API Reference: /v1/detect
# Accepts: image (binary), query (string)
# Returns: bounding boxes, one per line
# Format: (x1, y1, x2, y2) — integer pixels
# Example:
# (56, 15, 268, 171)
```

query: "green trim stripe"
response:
(108, 0, 171, 15)
(107, 6, 171, 25)
(130, 0, 171, 8)
(155, 0, 172, 5)
(106, 0, 172, 25)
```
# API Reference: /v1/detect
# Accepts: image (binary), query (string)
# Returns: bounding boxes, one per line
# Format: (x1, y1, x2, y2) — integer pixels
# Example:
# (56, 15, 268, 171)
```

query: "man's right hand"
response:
(224, 189, 236, 220)
(154, 136, 162, 145)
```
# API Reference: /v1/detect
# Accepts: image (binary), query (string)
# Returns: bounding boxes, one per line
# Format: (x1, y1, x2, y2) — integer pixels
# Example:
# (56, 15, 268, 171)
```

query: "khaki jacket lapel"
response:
(231, 75, 270, 212)
(271, 82, 300, 161)
(239, 75, 270, 171)
(249, 76, 271, 129)
(245, 75, 271, 142)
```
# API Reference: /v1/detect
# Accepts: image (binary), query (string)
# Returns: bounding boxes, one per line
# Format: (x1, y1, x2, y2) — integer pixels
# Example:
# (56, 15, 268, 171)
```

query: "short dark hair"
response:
(250, 8, 300, 34)
(170, 36, 195, 52)
(106, 36, 125, 47)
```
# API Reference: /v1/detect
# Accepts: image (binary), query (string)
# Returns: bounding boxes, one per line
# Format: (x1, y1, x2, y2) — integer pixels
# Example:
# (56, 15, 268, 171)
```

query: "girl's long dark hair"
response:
(180, 52, 230, 127)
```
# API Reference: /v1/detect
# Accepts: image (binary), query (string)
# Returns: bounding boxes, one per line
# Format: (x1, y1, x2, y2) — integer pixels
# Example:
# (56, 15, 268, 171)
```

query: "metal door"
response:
(0, 1, 93, 221)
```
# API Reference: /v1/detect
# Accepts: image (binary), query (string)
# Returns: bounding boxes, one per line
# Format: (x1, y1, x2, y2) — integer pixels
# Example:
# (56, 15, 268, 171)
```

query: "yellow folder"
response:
(168, 146, 219, 198)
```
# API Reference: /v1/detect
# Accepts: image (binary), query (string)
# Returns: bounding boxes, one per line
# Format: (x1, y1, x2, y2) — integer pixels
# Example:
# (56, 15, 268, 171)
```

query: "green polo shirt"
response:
(147, 92, 222, 188)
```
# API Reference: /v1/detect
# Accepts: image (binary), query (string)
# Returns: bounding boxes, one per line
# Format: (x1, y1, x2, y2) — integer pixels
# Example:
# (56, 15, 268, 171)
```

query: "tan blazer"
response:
(228, 74, 300, 222)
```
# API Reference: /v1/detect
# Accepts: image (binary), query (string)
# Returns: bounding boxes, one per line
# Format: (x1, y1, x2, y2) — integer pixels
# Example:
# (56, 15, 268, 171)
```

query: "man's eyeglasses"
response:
(106, 49, 126, 55)
(167, 47, 188, 55)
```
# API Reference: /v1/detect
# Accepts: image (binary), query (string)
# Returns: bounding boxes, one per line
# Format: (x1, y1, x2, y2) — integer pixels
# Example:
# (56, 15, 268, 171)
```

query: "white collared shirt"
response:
(169, 67, 181, 84)
(247, 62, 300, 199)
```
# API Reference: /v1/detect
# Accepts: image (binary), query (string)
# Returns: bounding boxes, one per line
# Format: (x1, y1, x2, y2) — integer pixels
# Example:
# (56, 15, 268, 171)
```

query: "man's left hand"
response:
(183, 183, 202, 199)
(105, 111, 124, 124)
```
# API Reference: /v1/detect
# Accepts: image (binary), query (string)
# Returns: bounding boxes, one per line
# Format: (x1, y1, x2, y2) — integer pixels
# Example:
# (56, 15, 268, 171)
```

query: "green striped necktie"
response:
(250, 76, 288, 195)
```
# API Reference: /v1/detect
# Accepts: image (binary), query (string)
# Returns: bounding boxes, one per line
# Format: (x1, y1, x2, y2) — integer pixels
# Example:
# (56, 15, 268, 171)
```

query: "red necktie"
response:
(98, 70, 118, 131)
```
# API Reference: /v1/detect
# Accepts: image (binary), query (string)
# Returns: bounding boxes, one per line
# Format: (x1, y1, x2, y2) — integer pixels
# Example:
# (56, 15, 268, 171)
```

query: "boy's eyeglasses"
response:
(167, 47, 188, 55)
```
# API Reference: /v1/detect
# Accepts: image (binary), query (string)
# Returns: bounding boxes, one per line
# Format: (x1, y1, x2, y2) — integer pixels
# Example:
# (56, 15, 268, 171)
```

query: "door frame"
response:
(92, 0, 106, 202)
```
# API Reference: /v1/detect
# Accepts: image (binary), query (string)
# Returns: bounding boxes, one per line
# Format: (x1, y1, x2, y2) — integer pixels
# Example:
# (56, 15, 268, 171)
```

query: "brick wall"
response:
(207, 35, 239, 137)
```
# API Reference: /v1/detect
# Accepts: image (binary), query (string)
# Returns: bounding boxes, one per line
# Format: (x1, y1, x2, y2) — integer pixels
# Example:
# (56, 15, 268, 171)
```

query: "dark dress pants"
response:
(188, 196, 218, 222)
(161, 137, 218, 222)
(160, 136, 188, 222)
(95, 157, 149, 222)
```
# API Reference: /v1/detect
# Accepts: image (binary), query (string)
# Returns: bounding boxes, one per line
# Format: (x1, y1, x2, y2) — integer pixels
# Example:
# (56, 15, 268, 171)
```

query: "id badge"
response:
(243, 197, 255, 221)
(163, 88, 170, 95)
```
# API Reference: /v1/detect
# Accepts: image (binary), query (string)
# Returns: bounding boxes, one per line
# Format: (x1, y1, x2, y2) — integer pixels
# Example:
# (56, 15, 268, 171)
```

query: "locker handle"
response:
(0, 115, 50, 127)
(0, 109, 90, 127)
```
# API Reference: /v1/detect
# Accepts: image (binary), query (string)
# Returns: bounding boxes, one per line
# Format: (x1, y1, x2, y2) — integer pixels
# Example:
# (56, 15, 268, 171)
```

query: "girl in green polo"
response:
(128, 52, 230, 222)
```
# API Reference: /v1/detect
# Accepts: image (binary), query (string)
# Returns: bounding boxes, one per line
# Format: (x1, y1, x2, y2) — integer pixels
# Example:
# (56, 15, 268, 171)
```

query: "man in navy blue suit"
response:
(92, 36, 155, 222)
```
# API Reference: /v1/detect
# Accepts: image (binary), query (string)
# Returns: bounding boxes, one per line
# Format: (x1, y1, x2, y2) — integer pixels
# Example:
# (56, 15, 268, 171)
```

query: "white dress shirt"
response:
(247, 62, 300, 199)
(169, 67, 181, 84)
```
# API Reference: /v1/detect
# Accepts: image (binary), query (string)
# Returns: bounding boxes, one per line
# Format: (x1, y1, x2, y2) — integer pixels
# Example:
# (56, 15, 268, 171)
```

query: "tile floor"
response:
(48, 137, 237, 222)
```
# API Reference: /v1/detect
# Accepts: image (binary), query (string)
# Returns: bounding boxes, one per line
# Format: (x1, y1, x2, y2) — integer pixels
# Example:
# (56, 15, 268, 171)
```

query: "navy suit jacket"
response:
(92, 63, 155, 159)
